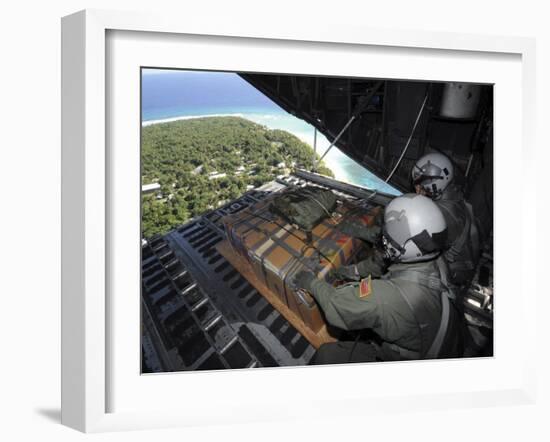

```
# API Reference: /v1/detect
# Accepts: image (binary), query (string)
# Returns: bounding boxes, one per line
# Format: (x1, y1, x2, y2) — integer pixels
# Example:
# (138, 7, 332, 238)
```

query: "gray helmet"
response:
(411, 152, 454, 198)
(383, 194, 447, 263)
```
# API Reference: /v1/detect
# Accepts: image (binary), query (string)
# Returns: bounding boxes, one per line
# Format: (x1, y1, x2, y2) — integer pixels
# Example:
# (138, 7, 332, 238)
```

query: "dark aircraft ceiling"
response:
(239, 73, 493, 196)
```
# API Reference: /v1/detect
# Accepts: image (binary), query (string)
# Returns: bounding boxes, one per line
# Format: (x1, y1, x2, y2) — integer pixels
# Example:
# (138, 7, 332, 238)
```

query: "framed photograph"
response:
(61, 9, 537, 433)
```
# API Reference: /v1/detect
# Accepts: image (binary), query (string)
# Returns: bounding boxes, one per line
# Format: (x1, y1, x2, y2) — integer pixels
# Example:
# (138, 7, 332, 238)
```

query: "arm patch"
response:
(358, 275, 372, 298)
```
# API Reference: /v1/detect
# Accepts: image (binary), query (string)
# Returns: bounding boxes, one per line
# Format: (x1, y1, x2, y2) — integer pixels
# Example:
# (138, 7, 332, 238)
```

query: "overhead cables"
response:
(314, 81, 384, 171)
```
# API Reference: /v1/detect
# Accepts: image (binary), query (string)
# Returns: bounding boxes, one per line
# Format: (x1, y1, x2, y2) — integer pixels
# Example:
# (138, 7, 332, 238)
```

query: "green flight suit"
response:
(435, 184, 480, 287)
(309, 256, 463, 363)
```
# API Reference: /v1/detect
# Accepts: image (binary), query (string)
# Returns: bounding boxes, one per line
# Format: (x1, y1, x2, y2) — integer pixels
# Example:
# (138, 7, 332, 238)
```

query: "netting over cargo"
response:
(219, 189, 381, 339)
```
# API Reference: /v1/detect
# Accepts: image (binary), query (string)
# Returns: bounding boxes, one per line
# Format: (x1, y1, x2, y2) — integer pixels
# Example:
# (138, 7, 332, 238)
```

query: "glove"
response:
(293, 270, 316, 292)
(329, 264, 360, 281)
(338, 222, 382, 244)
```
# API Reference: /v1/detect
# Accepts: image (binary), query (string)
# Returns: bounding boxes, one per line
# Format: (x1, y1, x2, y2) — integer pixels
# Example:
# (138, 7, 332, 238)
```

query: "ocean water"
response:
(142, 69, 400, 195)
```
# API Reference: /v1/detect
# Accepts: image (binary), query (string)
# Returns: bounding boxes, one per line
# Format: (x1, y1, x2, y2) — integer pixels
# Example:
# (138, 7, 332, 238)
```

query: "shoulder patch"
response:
(358, 275, 372, 298)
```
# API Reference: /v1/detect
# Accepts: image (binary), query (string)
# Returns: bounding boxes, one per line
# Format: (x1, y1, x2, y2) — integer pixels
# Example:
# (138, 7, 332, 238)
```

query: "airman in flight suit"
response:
(293, 194, 463, 363)
(340, 152, 480, 287)
(411, 152, 480, 287)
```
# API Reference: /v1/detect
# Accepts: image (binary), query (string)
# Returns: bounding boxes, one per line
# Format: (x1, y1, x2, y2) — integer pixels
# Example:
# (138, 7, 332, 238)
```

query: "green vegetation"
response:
(141, 116, 334, 238)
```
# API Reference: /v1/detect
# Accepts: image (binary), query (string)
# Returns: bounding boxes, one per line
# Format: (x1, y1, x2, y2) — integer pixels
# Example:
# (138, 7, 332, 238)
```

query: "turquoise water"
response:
(142, 69, 400, 195)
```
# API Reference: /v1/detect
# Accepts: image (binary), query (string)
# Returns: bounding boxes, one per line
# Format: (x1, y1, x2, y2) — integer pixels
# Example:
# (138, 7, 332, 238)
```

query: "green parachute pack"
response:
(270, 186, 338, 231)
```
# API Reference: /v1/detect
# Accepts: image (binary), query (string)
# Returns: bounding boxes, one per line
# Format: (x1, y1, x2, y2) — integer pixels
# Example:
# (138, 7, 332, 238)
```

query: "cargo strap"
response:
(236, 215, 326, 323)
(236, 218, 316, 317)
(242, 209, 345, 268)
(383, 257, 453, 359)
(239, 218, 318, 272)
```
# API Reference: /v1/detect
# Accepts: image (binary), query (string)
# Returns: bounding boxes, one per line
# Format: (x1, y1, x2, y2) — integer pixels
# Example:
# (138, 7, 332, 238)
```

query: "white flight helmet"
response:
(411, 152, 454, 198)
(382, 194, 447, 263)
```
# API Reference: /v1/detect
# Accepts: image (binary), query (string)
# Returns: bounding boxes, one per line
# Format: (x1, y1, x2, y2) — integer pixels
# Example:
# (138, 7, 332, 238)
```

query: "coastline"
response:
(142, 113, 247, 127)
(141, 112, 400, 195)
(142, 112, 320, 146)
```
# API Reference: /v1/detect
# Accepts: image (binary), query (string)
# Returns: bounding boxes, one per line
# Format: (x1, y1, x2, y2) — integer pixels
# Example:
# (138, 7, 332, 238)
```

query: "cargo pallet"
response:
(142, 173, 389, 372)
(218, 240, 337, 349)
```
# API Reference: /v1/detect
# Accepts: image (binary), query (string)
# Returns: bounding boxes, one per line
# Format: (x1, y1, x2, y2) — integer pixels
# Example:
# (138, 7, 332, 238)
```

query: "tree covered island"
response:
(142, 116, 334, 237)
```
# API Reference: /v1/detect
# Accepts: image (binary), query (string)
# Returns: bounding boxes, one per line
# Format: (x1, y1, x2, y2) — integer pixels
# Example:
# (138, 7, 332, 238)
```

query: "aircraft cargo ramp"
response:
(141, 171, 493, 372)
(141, 172, 388, 372)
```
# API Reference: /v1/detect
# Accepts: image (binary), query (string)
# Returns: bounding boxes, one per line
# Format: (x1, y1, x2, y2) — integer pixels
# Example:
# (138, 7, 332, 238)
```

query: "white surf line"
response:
(142, 113, 246, 126)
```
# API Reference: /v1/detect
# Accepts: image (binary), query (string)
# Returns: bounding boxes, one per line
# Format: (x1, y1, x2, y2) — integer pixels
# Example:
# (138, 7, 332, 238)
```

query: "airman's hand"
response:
(329, 264, 360, 281)
(293, 270, 316, 292)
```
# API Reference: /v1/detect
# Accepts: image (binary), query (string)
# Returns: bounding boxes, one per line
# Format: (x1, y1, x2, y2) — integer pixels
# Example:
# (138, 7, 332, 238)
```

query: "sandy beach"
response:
(142, 113, 246, 127)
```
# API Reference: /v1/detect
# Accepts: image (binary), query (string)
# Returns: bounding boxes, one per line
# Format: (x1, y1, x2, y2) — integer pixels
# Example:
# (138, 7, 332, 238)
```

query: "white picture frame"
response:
(61, 9, 537, 433)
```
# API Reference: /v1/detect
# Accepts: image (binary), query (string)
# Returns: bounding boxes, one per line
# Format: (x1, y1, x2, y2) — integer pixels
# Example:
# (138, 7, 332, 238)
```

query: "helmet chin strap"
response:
(416, 182, 443, 200)
(383, 247, 398, 261)
(382, 236, 403, 261)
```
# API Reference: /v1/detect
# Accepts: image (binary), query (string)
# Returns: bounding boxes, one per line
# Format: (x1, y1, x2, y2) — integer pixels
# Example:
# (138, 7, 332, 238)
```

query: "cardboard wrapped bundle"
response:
(217, 191, 381, 345)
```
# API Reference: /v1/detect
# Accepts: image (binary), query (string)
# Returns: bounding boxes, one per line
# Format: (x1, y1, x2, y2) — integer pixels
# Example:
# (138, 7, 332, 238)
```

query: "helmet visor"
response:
(411, 163, 444, 186)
